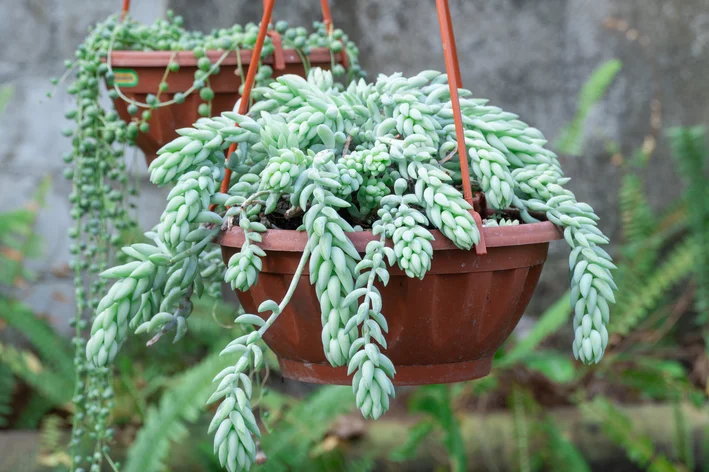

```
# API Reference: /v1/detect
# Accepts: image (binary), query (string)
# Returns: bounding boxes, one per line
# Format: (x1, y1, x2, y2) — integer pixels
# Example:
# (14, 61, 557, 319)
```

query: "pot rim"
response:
(217, 219, 563, 253)
(108, 48, 338, 68)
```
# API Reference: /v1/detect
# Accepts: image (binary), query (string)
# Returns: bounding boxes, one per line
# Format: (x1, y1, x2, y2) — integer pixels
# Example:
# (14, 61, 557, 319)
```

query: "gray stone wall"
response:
(0, 0, 167, 335)
(1, 0, 707, 332)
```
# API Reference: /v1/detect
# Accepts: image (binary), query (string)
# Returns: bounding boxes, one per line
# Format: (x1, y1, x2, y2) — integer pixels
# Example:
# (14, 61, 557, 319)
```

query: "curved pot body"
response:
(218, 221, 562, 386)
(107, 49, 341, 163)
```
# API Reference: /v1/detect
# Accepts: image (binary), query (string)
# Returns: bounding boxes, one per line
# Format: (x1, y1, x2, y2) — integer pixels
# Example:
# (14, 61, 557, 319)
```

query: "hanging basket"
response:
(110, 0, 347, 163)
(218, 212, 562, 385)
(214, 0, 567, 387)
(108, 45, 346, 163)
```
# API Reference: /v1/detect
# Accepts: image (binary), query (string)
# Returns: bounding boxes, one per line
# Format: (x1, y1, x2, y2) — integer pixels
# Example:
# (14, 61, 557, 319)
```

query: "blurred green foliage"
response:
(1, 59, 708, 472)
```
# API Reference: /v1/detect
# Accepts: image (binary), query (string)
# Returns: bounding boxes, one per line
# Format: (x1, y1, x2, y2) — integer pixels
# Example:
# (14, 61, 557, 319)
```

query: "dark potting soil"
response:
(262, 198, 523, 232)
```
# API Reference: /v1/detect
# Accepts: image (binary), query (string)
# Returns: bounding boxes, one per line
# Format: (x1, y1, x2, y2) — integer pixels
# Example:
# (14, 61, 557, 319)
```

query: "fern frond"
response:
(0, 85, 12, 113)
(390, 420, 435, 462)
(0, 176, 50, 287)
(511, 388, 532, 472)
(556, 59, 622, 155)
(540, 416, 591, 472)
(501, 292, 570, 366)
(259, 386, 356, 472)
(15, 393, 56, 429)
(37, 415, 72, 469)
(122, 353, 236, 472)
(612, 166, 687, 324)
(0, 364, 14, 427)
(404, 385, 467, 472)
(668, 126, 709, 319)
(0, 299, 74, 380)
(612, 238, 696, 336)
(0, 342, 73, 407)
(673, 397, 694, 469)
(619, 173, 656, 247)
(581, 396, 681, 470)
(39, 415, 65, 452)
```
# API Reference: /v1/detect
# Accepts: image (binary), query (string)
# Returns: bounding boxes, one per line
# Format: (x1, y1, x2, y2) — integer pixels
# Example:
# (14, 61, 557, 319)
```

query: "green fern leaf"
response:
(581, 396, 681, 471)
(668, 126, 709, 319)
(613, 238, 695, 336)
(259, 386, 357, 472)
(0, 342, 73, 406)
(404, 385, 466, 472)
(0, 299, 74, 380)
(540, 416, 591, 472)
(39, 415, 65, 452)
(0, 364, 14, 427)
(511, 388, 532, 472)
(673, 397, 694, 470)
(389, 420, 435, 462)
(14, 393, 56, 429)
(556, 59, 622, 155)
(619, 173, 656, 247)
(0, 176, 50, 287)
(501, 292, 570, 366)
(521, 350, 577, 384)
(122, 353, 236, 472)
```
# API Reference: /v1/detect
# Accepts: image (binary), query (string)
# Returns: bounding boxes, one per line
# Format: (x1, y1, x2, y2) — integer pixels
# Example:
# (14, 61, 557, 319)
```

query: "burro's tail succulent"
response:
(87, 68, 616, 472)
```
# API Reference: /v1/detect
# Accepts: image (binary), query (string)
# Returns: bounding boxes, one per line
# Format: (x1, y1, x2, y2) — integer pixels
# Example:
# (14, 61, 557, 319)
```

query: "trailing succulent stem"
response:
(295, 152, 362, 367)
(211, 243, 312, 471)
(85, 67, 617, 472)
(56, 3, 364, 469)
(345, 233, 396, 419)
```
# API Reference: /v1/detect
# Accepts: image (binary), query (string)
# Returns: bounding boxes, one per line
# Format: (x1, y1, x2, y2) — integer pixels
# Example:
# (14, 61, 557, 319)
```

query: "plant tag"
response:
(113, 68, 138, 87)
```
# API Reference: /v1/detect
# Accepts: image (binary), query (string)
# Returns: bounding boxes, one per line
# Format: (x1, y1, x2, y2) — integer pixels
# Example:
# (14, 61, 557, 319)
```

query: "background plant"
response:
(385, 57, 707, 471)
(52, 8, 364, 470)
(1, 9, 703, 470)
(77, 60, 622, 471)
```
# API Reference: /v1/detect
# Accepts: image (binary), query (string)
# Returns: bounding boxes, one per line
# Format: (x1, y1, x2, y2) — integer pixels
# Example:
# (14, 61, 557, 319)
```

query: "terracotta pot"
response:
(107, 47, 343, 163)
(218, 217, 562, 386)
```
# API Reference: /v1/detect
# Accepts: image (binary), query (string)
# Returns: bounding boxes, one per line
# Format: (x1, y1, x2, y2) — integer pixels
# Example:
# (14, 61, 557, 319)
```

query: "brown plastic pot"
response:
(217, 216, 562, 386)
(107, 47, 343, 163)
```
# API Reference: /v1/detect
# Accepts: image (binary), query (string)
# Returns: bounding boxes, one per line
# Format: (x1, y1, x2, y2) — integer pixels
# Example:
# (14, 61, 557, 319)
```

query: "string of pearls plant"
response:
(55, 10, 362, 472)
(55, 12, 363, 471)
(86, 69, 616, 472)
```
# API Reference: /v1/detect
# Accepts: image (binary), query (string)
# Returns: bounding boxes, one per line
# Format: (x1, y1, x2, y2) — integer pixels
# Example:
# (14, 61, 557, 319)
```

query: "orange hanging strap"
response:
(439, 0, 462, 85)
(318, 0, 349, 69)
(435, 0, 486, 254)
(263, 0, 333, 33)
(320, 0, 334, 34)
(218, 0, 276, 196)
(266, 30, 286, 71)
(121, 0, 130, 21)
(264, 0, 347, 70)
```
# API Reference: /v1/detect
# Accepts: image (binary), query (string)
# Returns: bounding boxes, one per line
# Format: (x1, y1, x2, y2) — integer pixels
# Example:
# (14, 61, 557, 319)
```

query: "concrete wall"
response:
(0, 0, 168, 335)
(1, 0, 707, 333)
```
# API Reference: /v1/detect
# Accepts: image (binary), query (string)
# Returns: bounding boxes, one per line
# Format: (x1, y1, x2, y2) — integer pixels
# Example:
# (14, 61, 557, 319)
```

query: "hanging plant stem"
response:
(80, 61, 616, 472)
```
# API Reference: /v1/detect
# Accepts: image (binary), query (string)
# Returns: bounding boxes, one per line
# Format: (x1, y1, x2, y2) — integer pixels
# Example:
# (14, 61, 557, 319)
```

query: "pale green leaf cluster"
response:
(224, 215, 267, 292)
(295, 151, 362, 367)
(64, 9, 365, 470)
(87, 68, 617, 472)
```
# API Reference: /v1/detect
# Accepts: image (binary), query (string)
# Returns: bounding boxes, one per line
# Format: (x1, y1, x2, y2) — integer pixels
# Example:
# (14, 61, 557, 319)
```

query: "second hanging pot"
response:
(108, 42, 347, 164)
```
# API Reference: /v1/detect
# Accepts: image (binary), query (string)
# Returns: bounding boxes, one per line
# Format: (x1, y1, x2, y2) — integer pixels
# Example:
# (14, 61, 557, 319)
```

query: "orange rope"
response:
(121, 0, 130, 21)
(218, 0, 276, 196)
(435, 0, 471, 204)
(439, 0, 461, 85)
(262, 0, 333, 32)
(320, 0, 334, 33)
(435, 0, 487, 254)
